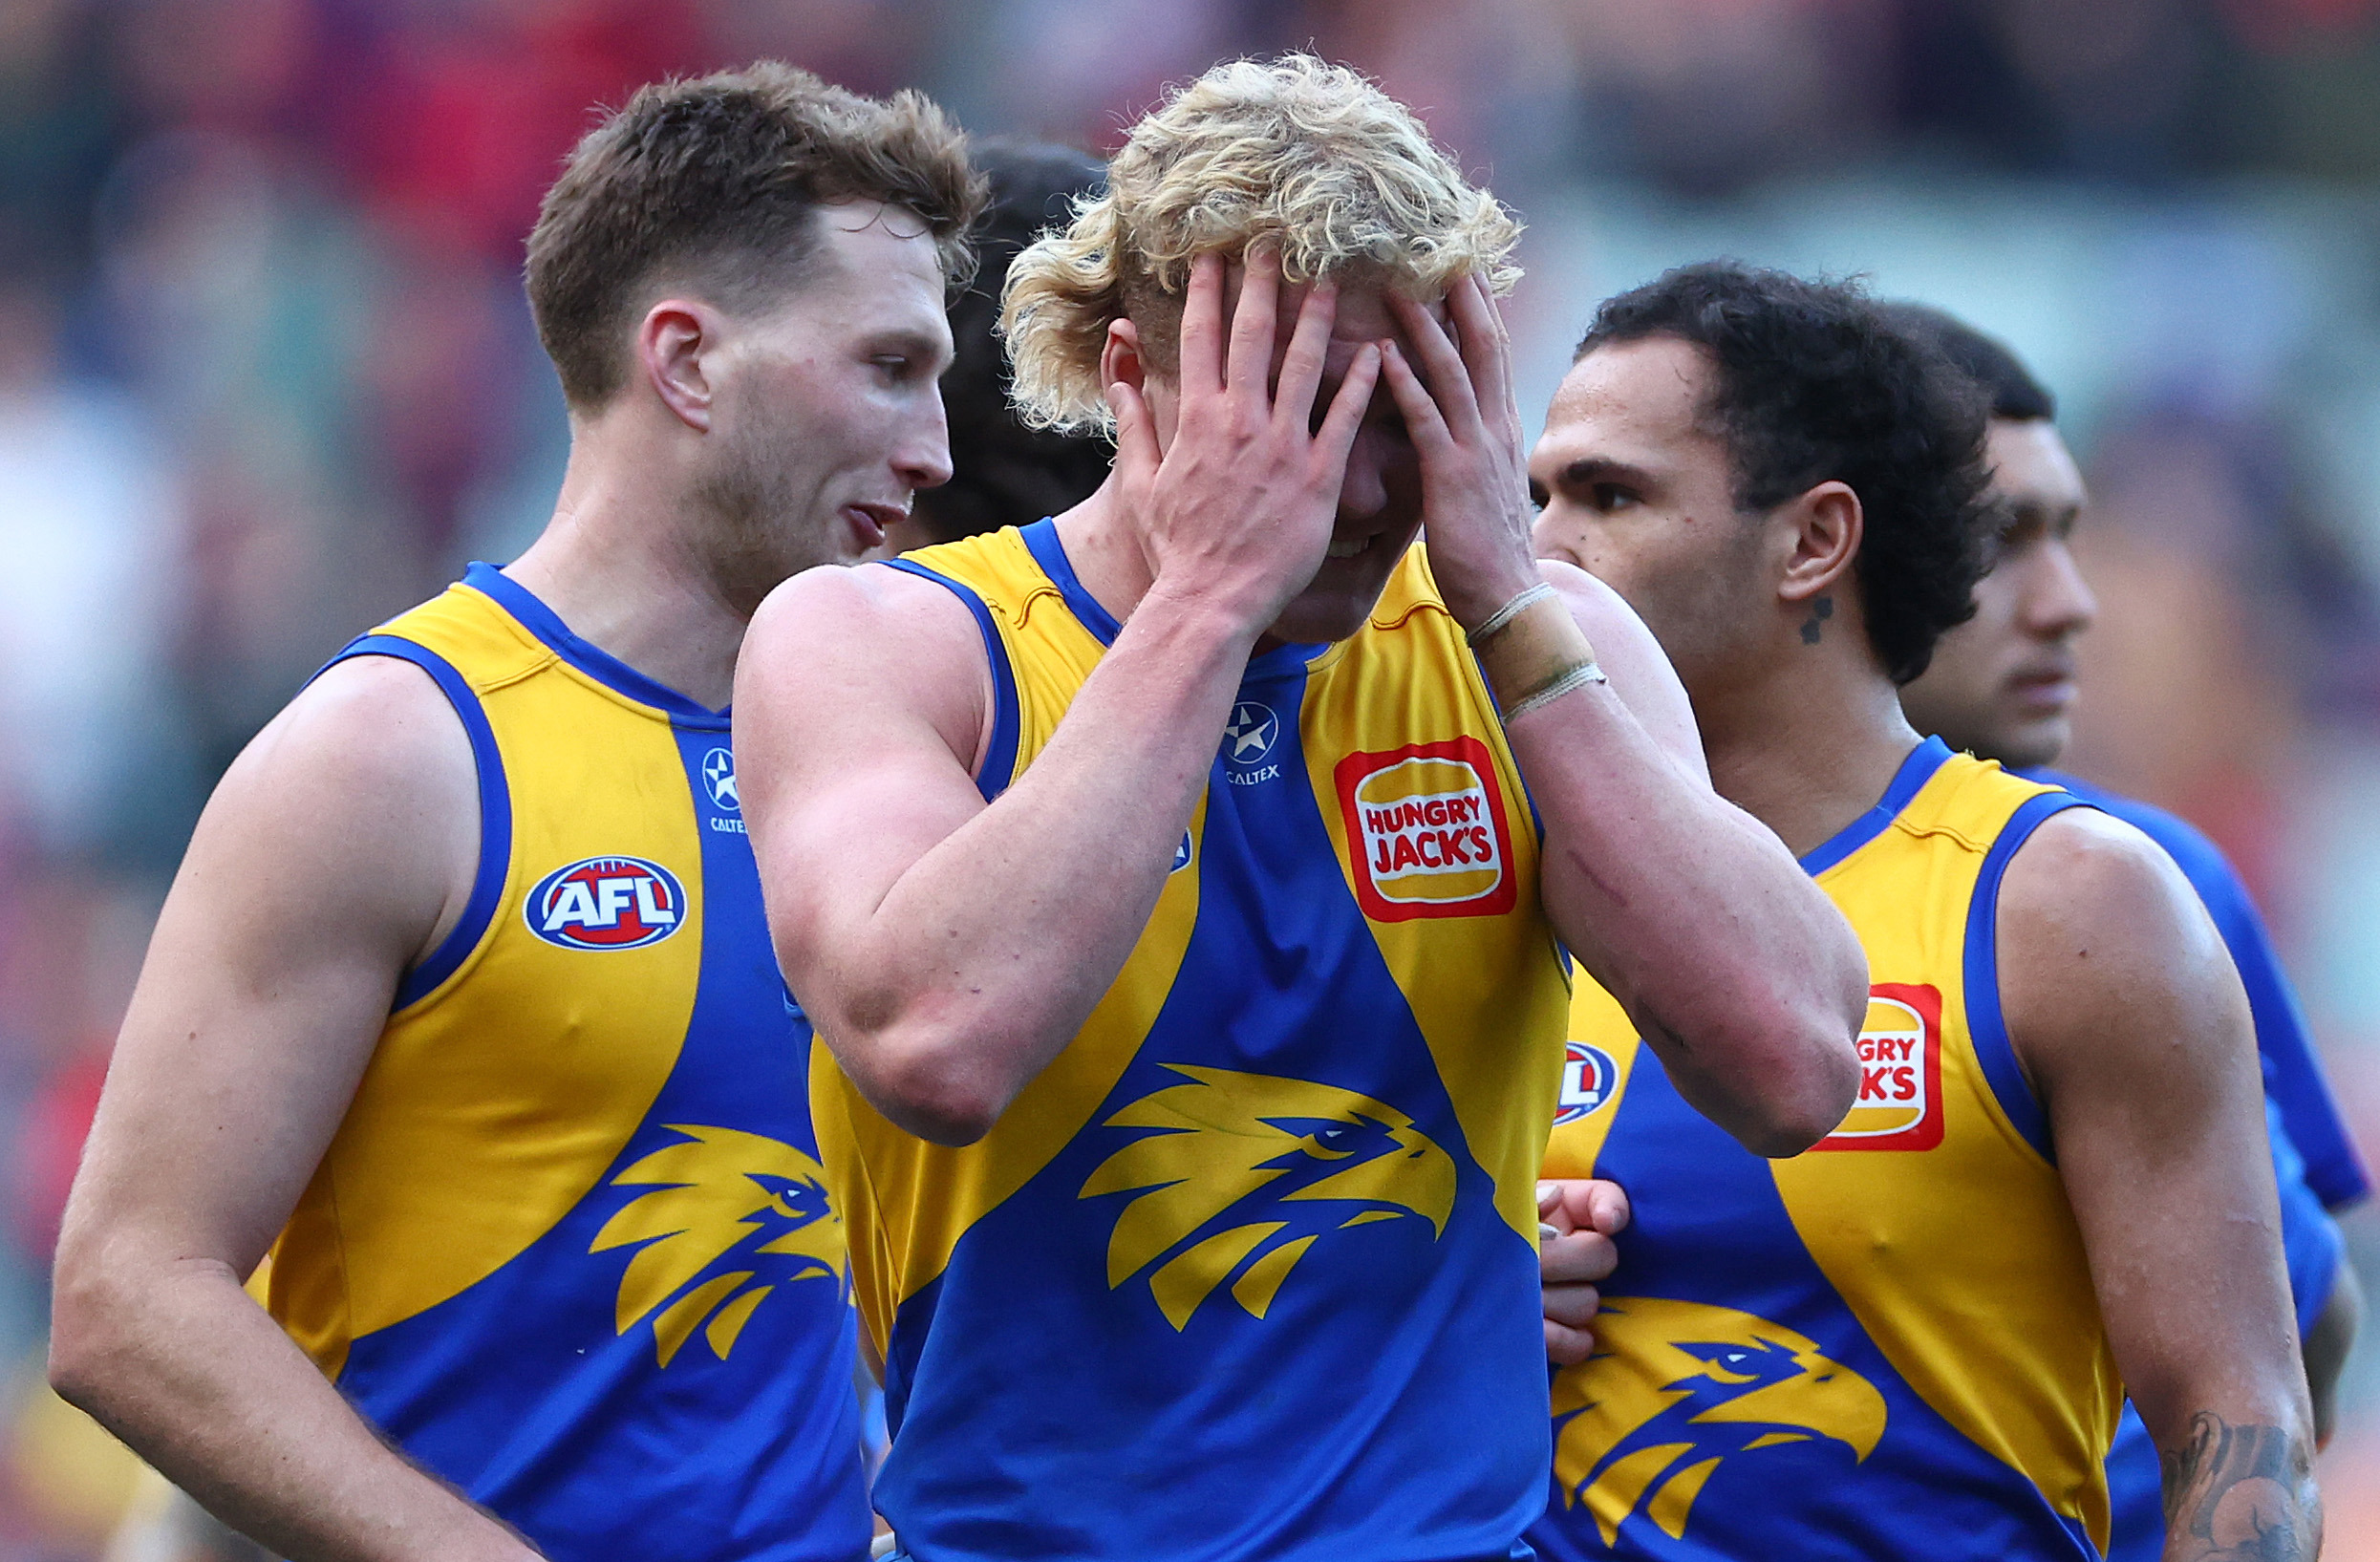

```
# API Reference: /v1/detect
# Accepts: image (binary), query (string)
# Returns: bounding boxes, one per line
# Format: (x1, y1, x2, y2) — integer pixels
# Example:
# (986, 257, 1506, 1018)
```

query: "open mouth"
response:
(1326, 535, 1376, 560)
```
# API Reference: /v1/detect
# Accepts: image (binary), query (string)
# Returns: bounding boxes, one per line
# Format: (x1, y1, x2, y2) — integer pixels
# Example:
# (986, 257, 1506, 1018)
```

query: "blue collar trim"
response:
(1798, 735, 1955, 876)
(462, 561, 727, 729)
(1016, 519, 1323, 680)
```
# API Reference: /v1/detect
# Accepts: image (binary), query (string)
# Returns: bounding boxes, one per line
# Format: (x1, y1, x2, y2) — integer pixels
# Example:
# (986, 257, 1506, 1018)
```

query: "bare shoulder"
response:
(740, 561, 991, 770)
(1534, 557, 1707, 782)
(187, 653, 478, 962)
(1997, 804, 2239, 1077)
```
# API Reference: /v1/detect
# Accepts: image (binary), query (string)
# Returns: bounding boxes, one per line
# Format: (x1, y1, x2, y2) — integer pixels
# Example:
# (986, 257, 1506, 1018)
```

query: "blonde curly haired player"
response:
(1001, 53, 1521, 435)
(739, 51, 1867, 1562)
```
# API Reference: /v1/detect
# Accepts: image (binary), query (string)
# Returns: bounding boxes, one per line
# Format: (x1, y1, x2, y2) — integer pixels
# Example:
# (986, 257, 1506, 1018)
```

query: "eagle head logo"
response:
(590, 1124, 847, 1367)
(1553, 1296, 1887, 1544)
(1078, 1063, 1456, 1331)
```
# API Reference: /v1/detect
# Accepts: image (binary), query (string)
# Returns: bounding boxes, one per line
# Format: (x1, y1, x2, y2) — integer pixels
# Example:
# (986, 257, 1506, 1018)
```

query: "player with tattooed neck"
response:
(1528, 263, 2318, 1562)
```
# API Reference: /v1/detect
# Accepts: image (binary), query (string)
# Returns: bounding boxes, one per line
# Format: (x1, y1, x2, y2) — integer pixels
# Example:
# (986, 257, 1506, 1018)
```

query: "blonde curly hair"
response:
(1001, 54, 1523, 435)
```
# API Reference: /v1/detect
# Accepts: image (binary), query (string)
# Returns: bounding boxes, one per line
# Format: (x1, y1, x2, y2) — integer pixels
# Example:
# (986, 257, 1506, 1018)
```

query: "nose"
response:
(1336, 425, 1395, 523)
(2022, 539, 2097, 639)
(897, 395, 954, 492)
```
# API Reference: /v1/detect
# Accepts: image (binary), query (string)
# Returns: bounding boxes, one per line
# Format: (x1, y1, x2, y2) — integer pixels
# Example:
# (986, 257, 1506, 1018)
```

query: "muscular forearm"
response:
(817, 589, 1258, 1143)
(51, 1257, 536, 1562)
(1507, 690, 1864, 1153)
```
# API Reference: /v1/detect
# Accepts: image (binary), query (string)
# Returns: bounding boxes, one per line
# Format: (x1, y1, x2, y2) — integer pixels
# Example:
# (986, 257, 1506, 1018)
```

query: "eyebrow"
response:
(1544, 456, 1659, 491)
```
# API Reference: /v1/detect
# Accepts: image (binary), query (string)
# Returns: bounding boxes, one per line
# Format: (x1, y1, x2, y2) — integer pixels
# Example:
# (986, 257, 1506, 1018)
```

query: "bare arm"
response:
(1382, 277, 1865, 1155)
(50, 657, 540, 1562)
(740, 251, 1382, 1145)
(2002, 811, 2319, 1562)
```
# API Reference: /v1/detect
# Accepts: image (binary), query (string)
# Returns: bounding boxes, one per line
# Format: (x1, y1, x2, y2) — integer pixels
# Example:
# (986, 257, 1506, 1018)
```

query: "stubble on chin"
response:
(691, 439, 831, 618)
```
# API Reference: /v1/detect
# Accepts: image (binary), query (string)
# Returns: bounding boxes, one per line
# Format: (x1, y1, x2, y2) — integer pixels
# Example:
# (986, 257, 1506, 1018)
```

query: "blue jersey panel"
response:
(2026, 769, 2369, 1209)
(1529, 1058, 2094, 1562)
(874, 652, 1548, 1562)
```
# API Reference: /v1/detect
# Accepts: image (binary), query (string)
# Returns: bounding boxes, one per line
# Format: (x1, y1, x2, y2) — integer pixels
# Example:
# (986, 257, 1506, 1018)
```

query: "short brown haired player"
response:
(50, 65, 979, 1562)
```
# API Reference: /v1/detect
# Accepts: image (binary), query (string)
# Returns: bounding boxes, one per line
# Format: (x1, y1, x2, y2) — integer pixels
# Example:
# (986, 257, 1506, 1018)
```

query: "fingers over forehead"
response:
(1177, 252, 1227, 395)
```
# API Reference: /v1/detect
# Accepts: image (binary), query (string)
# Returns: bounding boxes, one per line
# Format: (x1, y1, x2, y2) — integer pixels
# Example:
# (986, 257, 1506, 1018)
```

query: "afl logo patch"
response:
(1553, 1041, 1619, 1125)
(526, 856, 686, 951)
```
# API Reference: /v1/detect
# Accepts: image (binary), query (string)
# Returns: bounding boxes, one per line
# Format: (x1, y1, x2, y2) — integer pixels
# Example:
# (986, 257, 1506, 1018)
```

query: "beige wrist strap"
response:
(1472, 590, 1606, 719)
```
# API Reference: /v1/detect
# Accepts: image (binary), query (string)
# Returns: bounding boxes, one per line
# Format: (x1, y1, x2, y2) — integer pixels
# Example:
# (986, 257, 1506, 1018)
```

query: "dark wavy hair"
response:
(1876, 302, 2056, 422)
(911, 141, 1113, 545)
(1576, 263, 1994, 684)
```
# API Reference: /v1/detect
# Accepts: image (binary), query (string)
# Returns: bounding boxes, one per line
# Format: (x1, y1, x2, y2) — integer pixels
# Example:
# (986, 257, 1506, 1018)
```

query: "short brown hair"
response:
(526, 62, 984, 409)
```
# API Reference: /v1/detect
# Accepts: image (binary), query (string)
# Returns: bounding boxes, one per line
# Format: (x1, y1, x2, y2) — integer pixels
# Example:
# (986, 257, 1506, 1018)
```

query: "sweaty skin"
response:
(49, 210, 955, 1562)
(738, 251, 1866, 1157)
(1529, 335, 2319, 1562)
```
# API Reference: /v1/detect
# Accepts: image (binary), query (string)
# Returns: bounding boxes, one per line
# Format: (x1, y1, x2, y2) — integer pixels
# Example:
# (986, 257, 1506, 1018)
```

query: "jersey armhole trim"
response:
(884, 560, 1020, 802)
(313, 634, 512, 1011)
(1963, 789, 2090, 1165)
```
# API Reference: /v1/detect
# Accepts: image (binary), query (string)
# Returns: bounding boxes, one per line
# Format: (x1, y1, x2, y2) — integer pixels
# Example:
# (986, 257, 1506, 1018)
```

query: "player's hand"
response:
(1380, 274, 1542, 631)
(1540, 1176, 1629, 1366)
(1106, 246, 1382, 636)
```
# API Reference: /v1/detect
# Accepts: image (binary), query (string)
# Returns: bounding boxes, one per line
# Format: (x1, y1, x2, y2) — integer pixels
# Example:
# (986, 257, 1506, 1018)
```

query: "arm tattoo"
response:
(2160, 1412, 2318, 1562)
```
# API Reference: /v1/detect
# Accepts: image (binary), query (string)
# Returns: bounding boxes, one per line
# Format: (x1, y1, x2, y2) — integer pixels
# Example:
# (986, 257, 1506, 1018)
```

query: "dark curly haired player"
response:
(1529, 263, 2318, 1562)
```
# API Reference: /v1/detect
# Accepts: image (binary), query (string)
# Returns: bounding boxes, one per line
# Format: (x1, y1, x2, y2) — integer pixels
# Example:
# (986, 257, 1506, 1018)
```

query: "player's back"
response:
(264, 564, 868, 1562)
(1534, 739, 2119, 1562)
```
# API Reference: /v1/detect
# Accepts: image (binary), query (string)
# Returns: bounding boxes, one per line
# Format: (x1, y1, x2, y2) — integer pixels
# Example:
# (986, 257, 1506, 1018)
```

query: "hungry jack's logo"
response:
(1811, 983, 1943, 1152)
(1079, 1065, 1456, 1330)
(1335, 737, 1516, 921)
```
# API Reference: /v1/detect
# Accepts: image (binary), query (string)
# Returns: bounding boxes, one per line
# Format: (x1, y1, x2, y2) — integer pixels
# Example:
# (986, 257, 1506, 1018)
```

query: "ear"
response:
(1101, 316, 1175, 451)
(636, 299, 718, 433)
(1775, 481, 1862, 606)
(1099, 316, 1147, 399)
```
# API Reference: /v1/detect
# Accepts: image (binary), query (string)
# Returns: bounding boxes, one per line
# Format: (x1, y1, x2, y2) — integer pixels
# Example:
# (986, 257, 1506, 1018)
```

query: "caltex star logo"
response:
(1224, 702, 1279, 765)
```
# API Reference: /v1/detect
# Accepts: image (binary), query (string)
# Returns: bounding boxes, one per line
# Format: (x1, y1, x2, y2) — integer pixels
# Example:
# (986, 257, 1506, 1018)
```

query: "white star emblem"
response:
(1224, 703, 1279, 763)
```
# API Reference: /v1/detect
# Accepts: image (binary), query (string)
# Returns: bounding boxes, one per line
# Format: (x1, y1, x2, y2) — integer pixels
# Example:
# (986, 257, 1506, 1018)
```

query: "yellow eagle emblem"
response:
(590, 1124, 847, 1367)
(1554, 1295, 1887, 1544)
(1078, 1064, 1456, 1331)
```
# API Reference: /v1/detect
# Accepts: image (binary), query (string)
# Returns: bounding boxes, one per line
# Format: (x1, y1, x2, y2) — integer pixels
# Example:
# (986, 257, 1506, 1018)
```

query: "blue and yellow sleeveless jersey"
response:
(1533, 738, 2122, 1562)
(2016, 769, 2354, 1562)
(814, 520, 1574, 1562)
(265, 563, 868, 1562)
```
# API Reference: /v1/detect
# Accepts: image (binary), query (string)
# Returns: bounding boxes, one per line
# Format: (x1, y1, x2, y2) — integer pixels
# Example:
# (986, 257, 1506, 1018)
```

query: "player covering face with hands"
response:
(736, 56, 1864, 1562)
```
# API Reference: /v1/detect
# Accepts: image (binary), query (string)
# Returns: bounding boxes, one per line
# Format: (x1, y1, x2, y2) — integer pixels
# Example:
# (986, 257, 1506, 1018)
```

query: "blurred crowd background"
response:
(7, 0, 2380, 1555)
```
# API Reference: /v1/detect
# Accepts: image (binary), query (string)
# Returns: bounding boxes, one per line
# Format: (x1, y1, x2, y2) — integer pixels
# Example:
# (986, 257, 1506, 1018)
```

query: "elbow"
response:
(842, 1023, 1016, 1147)
(1731, 1027, 1860, 1157)
(1671, 986, 1863, 1159)
(47, 1243, 127, 1415)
